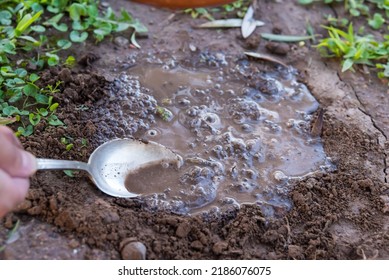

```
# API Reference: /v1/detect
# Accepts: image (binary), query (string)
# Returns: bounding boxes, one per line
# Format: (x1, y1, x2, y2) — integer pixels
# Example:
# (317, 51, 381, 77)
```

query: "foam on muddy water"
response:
(117, 55, 331, 215)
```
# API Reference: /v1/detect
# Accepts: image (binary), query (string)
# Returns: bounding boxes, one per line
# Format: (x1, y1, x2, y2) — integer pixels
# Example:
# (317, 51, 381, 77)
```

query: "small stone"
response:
(176, 222, 191, 238)
(190, 240, 203, 250)
(212, 241, 228, 255)
(49, 197, 58, 211)
(121, 242, 147, 260)
(288, 245, 303, 259)
(68, 239, 80, 249)
(265, 42, 289, 56)
(114, 36, 129, 47)
(242, 33, 261, 50)
(15, 200, 32, 212)
(27, 205, 42, 215)
(102, 211, 120, 224)
(58, 68, 73, 83)
(189, 43, 197, 52)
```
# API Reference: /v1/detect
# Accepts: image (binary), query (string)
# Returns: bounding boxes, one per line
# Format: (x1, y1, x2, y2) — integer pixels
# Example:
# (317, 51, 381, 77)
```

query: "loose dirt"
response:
(1, 0, 388, 259)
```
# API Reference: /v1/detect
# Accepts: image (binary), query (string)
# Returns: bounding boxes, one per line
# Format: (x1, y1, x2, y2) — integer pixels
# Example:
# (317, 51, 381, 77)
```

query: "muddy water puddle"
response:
(117, 56, 331, 215)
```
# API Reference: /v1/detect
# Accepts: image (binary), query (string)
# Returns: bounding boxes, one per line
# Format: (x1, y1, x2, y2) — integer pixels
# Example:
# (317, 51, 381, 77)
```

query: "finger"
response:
(0, 125, 22, 148)
(0, 169, 30, 218)
(0, 130, 37, 177)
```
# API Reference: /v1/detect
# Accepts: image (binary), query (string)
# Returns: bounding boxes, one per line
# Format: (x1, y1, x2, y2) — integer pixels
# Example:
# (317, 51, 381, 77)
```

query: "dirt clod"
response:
(265, 42, 289, 55)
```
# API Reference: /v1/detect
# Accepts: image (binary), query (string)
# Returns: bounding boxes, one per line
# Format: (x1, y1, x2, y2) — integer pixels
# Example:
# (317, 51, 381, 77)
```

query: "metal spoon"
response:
(36, 138, 183, 198)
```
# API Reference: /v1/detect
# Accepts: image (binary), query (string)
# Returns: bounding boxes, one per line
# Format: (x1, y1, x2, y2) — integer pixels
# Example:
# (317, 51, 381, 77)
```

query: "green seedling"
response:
(64, 170, 75, 177)
(0, 220, 20, 252)
(298, 0, 389, 82)
(184, 0, 250, 20)
(316, 23, 386, 72)
(368, 13, 385, 29)
(0, 0, 146, 136)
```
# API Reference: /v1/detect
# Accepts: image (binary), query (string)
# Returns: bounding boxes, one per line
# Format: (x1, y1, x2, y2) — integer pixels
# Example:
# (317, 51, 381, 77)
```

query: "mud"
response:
(1, 0, 388, 259)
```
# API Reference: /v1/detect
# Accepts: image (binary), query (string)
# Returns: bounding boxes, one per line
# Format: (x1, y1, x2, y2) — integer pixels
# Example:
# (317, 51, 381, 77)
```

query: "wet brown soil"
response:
(1, 0, 388, 259)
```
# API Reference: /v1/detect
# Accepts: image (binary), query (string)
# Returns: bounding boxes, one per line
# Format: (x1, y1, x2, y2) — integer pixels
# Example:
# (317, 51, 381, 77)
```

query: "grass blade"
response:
(196, 18, 264, 28)
(261, 33, 316, 42)
(245, 51, 288, 67)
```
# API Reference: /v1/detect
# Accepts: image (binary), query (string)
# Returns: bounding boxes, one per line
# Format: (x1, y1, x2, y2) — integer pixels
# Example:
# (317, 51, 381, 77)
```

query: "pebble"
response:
(121, 241, 147, 260)
(265, 42, 290, 56)
(212, 241, 228, 255)
(190, 240, 203, 250)
(114, 36, 129, 47)
(176, 222, 191, 238)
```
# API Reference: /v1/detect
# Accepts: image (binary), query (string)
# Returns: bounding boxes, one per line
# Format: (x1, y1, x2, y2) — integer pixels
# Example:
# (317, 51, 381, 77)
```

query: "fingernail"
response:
(22, 152, 37, 175)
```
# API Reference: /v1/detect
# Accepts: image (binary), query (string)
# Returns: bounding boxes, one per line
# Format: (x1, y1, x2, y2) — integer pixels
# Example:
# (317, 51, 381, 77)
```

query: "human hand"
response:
(0, 126, 37, 218)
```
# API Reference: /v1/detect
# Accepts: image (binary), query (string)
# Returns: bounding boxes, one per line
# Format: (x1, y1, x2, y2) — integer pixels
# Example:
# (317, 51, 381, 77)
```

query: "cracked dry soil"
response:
(1, 0, 388, 259)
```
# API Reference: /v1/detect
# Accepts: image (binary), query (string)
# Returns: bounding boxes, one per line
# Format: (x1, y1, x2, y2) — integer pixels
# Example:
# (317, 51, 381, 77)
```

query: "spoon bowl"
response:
(36, 138, 182, 197)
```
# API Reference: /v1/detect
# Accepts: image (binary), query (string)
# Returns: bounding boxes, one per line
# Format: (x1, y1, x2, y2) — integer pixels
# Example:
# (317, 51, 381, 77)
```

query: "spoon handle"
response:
(36, 158, 90, 172)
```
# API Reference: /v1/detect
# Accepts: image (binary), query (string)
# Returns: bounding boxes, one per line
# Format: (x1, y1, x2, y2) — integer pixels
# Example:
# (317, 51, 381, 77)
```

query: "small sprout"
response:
(368, 13, 385, 30)
(64, 170, 75, 177)
(64, 55, 76, 67)
(81, 138, 88, 147)
(66, 143, 74, 151)
(156, 106, 173, 122)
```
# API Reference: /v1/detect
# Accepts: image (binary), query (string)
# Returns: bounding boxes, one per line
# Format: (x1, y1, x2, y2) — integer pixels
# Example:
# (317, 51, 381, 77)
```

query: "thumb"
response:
(0, 129, 37, 177)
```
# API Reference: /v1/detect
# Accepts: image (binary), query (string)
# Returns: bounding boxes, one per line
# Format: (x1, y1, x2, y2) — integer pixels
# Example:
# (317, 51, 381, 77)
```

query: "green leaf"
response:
(261, 33, 315, 42)
(2, 106, 20, 116)
(342, 58, 354, 72)
(0, 11, 12, 25)
(15, 68, 27, 78)
(69, 30, 88, 42)
(53, 23, 68, 32)
(368, 13, 385, 30)
(64, 56, 76, 67)
(32, 92, 49, 104)
(38, 107, 48, 116)
(23, 84, 38, 96)
(44, 14, 68, 32)
(15, 11, 43, 37)
(49, 103, 59, 112)
(29, 73, 40, 83)
(72, 20, 89, 31)
(44, 13, 64, 25)
(66, 143, 74, 151)
(0, 41, 16, 55)
(120, 9, 133, 21)
(68, 3, 88, 21)
(31, 25, 46, 33)
(29, 113, 41, 126)
(8, 92, 23, 103)
(45, 53, 60, 66)
(17, 125, 33, 137)
(63, 170, 74, 177)
(47, 115, 64, 126)
(57, 39, 72, 49)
